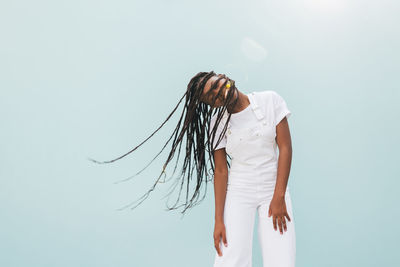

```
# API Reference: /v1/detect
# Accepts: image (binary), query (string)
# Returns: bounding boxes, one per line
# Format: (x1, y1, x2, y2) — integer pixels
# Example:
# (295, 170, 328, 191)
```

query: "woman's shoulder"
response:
(210, 111, 228, 121)
(209, 111, 228, 128)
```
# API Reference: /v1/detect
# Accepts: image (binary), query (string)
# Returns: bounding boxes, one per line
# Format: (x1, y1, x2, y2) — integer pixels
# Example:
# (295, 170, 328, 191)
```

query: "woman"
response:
(204, 73, 296, 267)
(88, 70, 295, 267)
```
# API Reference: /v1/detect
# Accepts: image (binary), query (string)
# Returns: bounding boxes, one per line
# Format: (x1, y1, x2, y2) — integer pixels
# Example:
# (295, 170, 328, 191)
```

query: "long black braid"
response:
(88, 70, 239, 216)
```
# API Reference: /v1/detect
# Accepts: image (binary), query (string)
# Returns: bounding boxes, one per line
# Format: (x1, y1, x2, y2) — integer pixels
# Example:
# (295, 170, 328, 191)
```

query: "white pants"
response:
(213, 183, 296, 267)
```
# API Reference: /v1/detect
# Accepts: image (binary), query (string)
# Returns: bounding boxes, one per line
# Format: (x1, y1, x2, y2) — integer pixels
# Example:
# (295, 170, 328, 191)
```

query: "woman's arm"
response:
(269, 117, 293, 234)
(213, 148, 229, 256)
(213, 148, 229, 222)
(274, 117, 293, 198)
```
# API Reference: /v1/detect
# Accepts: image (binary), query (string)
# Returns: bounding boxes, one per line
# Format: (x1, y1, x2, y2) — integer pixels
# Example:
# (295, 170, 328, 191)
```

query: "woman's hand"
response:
(268, 195, 291, 235)
(213, 220, 228, 256)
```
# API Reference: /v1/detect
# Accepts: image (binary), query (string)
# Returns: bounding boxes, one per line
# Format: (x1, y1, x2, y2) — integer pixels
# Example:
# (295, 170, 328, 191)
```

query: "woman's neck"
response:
(227, 90, 250, 114)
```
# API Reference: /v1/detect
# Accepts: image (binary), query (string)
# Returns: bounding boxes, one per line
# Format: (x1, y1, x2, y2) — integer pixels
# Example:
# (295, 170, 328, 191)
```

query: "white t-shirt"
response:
(209, 90, 291, 151)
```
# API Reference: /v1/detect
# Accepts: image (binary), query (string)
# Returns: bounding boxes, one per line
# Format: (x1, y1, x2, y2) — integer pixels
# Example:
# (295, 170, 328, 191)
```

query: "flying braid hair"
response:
(88, 70, 239, 216)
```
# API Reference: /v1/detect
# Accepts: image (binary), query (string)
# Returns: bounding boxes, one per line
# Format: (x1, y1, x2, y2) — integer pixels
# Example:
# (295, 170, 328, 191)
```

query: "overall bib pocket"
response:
(226, 127, 250, 157)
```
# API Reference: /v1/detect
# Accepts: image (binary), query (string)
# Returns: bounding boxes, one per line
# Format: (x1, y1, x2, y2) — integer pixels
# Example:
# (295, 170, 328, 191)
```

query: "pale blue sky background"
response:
(1, 0, 399, 266)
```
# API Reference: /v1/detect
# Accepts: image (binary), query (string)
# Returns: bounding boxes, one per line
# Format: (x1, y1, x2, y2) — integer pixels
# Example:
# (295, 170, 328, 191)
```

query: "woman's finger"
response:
(214, 234, 222, 256)
(278, 217, 283, 234)
(285, 212, 291, 222)
(222, 230, 228, 247)
(273, 215, 277, 231)
(282, 216, 287, 232)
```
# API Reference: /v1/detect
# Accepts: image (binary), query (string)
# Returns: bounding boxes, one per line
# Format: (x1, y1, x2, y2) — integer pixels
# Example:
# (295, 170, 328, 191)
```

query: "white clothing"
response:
(209, 90, 291, 151)
(229, 103, 257, 129)
(214, 183, 296, 267)
(210, 90, 296, 267)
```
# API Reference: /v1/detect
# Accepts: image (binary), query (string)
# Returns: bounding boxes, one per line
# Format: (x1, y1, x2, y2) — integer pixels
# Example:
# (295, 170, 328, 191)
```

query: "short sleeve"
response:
(271, 91, 291, 126)
(209, 114, 227, 151)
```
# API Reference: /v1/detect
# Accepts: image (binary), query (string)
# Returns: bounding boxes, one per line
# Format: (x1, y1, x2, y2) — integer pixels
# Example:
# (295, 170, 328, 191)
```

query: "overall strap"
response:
(248, 92, 265, 121)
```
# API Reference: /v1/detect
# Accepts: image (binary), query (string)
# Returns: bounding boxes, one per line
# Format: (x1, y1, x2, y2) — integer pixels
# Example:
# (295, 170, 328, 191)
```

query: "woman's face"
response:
(200, 74, 236, 108)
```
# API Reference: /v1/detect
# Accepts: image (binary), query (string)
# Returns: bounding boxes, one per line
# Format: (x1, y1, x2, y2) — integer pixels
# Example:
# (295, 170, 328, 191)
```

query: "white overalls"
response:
(213, 91, 296, 267)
